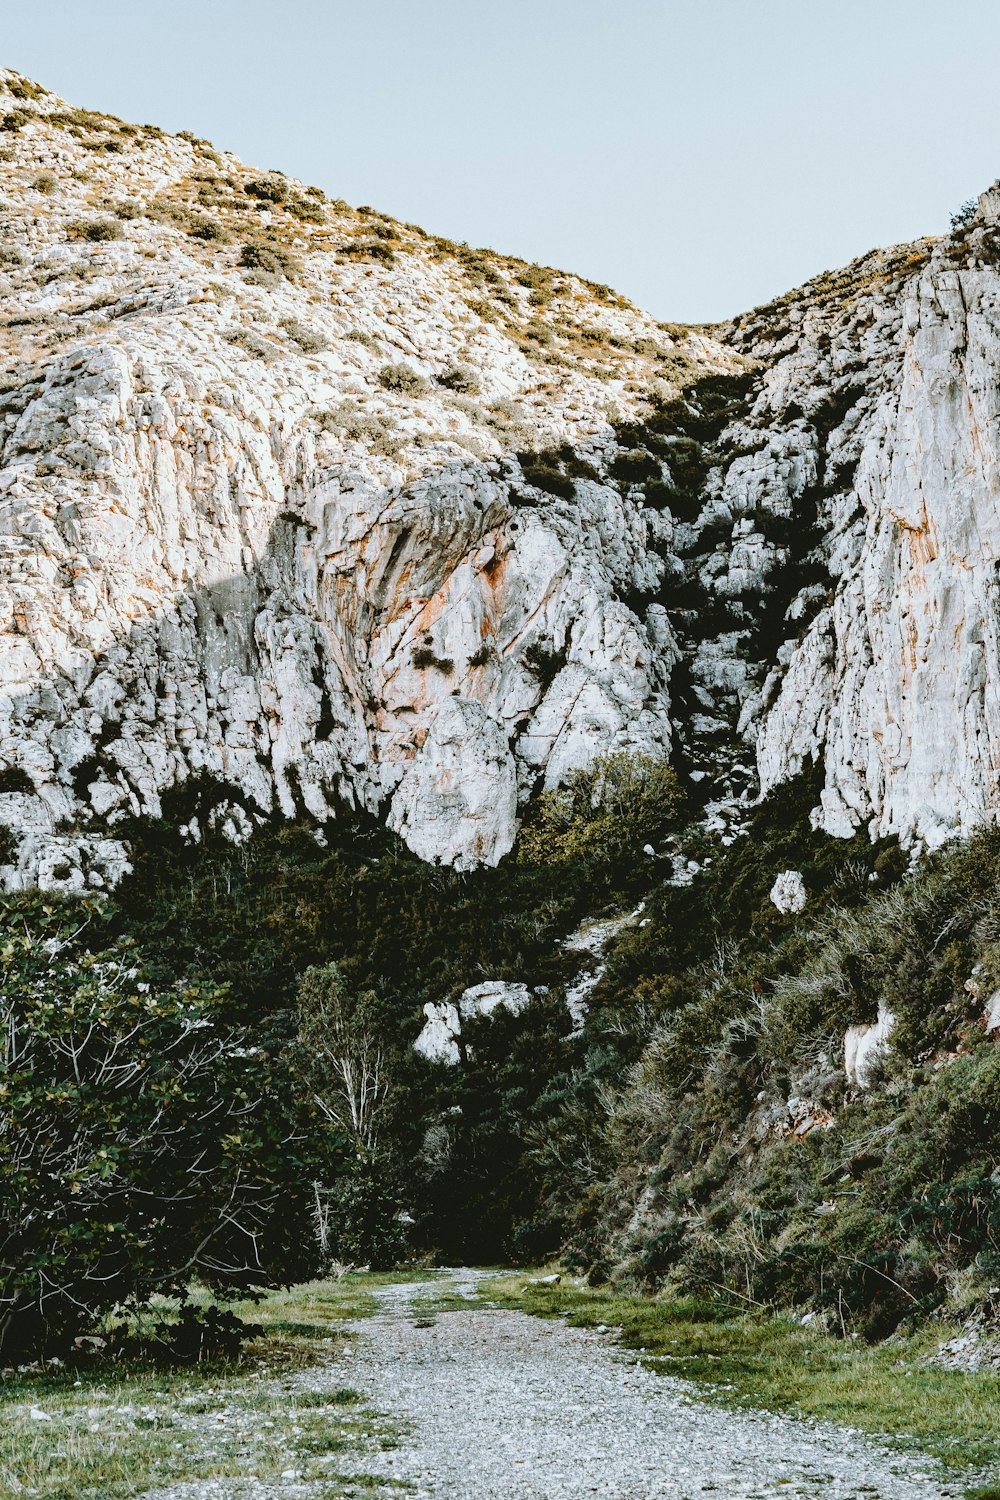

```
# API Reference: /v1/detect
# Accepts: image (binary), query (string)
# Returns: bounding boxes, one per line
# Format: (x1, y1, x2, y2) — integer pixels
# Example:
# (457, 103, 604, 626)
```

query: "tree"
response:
(0, 895, 341, 1360)
(296, 964, 392, 1159)
(296, 965, 405, 1267)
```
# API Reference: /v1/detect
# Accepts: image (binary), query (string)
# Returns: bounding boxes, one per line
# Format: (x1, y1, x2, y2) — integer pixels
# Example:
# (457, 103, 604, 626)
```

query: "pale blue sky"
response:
(6, 1, 1000, 322)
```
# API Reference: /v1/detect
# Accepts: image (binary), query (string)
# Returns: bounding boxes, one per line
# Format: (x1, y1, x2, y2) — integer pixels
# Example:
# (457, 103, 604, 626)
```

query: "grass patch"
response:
(0, 1274, 421, 1499)
(485, 1274, 1000, 1477)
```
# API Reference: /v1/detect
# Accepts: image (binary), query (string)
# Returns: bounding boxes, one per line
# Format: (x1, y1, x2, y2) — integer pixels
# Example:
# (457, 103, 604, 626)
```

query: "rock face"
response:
(769, 870, 807, 915)
(0, 71, 736, 886)
(844, 1004, 896, 1088)
(6, 69, 1000, 888)
(724, 197, 1000, 850)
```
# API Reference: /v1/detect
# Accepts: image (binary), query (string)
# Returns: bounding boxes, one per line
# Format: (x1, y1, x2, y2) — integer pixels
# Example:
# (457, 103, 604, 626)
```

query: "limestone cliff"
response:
(3, 67, 1000, 890)
(0, 70, 735, 887)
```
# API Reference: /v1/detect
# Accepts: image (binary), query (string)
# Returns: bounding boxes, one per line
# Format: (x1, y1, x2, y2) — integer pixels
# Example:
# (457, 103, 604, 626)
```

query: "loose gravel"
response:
(147, 1270, 965, 1499)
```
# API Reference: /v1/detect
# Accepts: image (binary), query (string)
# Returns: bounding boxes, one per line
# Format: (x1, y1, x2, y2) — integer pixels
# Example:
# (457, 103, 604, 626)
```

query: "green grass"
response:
(485, 1273, 1000, 1480)
(0, 1273, 418, 1499)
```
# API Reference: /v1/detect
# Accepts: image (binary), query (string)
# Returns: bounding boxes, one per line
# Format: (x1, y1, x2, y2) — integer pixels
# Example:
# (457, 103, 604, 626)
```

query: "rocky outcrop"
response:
(7, 68, 1000, 888)
(0, 70, 734, 886)
(725, 199, 1000, 850)
(414, 981, 533, 1065)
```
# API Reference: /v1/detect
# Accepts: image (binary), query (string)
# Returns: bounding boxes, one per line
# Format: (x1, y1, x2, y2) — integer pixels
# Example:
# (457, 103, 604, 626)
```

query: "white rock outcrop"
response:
(844, 1005, 896, 1088)
(0, 70, 736, 887)
(733, 213, 1000, 850)
(769, 870, 807, 914)
(414, 981, 533, 1065)
(8, 71, 1000, 887)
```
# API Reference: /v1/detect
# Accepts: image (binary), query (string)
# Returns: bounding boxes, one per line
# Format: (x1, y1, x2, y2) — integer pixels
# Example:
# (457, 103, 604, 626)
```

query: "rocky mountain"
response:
(2, 67, 1000, 893)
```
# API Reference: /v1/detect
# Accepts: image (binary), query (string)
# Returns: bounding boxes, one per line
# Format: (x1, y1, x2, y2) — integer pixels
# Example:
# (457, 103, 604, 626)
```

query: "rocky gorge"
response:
(8, 68, 1000, 1353)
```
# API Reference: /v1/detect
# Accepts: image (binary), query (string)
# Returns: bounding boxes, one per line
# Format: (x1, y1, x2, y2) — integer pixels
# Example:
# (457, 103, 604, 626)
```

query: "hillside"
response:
(7, 70, 1000, 1341)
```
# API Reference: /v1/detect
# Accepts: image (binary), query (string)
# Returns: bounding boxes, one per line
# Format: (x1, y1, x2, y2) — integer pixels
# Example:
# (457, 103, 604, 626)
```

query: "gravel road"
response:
(149, 1269, 966, 1499)
(329, 1271, 962, 1500)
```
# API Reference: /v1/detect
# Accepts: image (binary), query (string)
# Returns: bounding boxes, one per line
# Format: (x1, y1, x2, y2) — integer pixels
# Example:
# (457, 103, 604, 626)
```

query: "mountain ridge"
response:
(2, 66, 1000, 892)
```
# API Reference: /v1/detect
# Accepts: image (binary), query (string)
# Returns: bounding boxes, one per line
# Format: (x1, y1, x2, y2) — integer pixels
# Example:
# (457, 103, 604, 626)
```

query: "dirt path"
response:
(148, 1270, 964, 1499)
(328, 1271, 959, 1500)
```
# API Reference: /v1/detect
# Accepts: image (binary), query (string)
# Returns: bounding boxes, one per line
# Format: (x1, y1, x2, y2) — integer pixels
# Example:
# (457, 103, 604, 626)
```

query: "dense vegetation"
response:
(0, 895, 339, 1359)
(4, 750, 1000, 1350)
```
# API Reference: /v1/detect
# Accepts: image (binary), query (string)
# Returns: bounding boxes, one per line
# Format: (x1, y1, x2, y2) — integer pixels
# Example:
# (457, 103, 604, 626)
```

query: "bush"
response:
(518, 753, 683, 873)
(238, 240, 298, 279)
(318, 1162, 407, 1270)
(245, 175, 288, 204)
(342, 238, 397, 265)
(289, 196, 326, 224)
(0, 765, 33, 794)
(315, 401, 399, 456)
(188, 218, 228, 242)
(412, 645, 454, 672)
(67, 218, 125, 243)
(225, 326, 271, 360)
(0, 896, 340, 1360)
(6, 77, 45, 102)
(950, 199, 978, 231)
(438, 364, 480, 394)
(378, 363, 430, 395)
(281, 317, 327, 353)
(517, 443, 599, 500)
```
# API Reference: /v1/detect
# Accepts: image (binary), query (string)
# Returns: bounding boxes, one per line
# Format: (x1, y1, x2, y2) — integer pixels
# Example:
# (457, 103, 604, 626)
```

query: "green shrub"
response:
(281, 317, 327, 353)
(378, 362, 430, 395)
(238, 240, 298, 279)
(188, 217, 228, 242)
(518, 753, 683, 873)
(6, 77, 46, 102)
(226, 326, 271, 360)
(0, 765, 33, 794)
(342, 238, 397, 265)
(412, 645, 454, 672)
(315, 401, 399, 455)
(318, 1162, 408, 1269)
(244, 175, 289, 204)
(0, 896, 341, 1360)
(288, 195, 326, 223)
(67, 217, 125, 243)
(517, 443, 599, 500)
(438, 364, 480, 394)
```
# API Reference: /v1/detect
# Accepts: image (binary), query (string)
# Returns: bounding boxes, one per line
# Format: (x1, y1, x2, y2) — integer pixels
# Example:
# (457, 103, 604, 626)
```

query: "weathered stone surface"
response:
(7, 68, 1000, 888)
(414, 981, 533, 1065)
(769, 870, 807, 914)
(844, 1004, 896, 1088)
(0, 70, 736, 886)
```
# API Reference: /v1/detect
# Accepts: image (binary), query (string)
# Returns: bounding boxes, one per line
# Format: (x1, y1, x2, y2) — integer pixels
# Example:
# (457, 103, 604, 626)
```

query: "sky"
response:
(5, 1, 1000, 323)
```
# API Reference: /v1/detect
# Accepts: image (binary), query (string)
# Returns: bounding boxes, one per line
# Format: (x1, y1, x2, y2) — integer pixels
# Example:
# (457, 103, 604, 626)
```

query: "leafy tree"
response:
(297, 964, 394, 1160)
(0, 896, 342, 1360)
(296, 964, 406, 1267)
